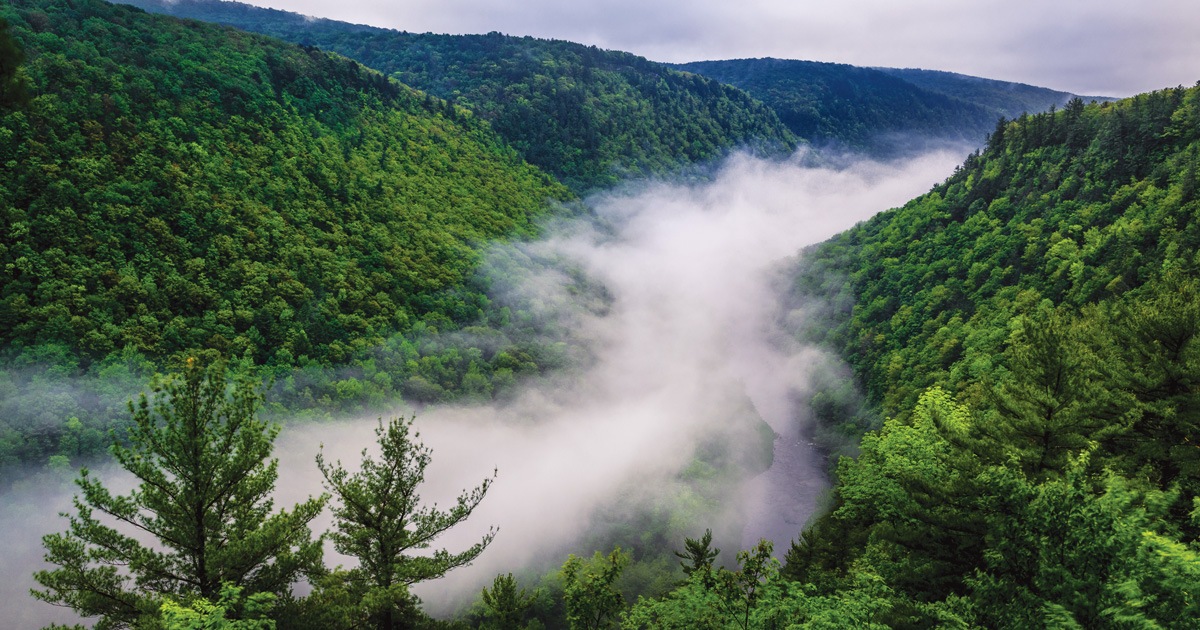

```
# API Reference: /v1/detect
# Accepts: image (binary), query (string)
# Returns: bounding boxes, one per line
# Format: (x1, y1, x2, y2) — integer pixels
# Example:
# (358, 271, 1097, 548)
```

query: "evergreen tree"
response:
(1110, 272, 1200, 499)
(983, 306, 1132, 478)
(971, 456, 1199, 627)
(32, 358, 327, 628)
(673, 529, 720, 579)
(832, 388, 988, 599)
(316, 416, 497, 629)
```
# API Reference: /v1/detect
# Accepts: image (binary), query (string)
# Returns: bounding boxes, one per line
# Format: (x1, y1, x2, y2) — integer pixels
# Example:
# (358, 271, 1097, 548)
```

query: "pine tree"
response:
(0, 18, 28, 109)
(33, 358, 327, 628)
(316, 415, 497, 628)
(674, 529, 720, 585)
(984, 306, 1132, 478)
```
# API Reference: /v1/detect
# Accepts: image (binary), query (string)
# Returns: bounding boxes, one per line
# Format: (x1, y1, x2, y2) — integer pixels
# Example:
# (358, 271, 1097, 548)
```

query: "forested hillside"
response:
(676, 58, 1091, 153)
(757, 85, 1200, 626)
(797, 88, 1200, 418)
(7, 0, 1199, 624)
(876, 67, 1100, 120)
(0, 0, 575, 477)
(120, 0, 799, 192)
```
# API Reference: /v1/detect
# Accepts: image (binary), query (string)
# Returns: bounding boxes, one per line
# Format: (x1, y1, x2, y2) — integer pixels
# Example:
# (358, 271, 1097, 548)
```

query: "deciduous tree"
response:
(561, 548, 629, 630)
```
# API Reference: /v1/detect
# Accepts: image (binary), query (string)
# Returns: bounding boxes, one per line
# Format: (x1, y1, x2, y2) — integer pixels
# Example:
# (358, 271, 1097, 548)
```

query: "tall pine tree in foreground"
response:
(313, 416, 497, 629)
(33, 358, 326, 628)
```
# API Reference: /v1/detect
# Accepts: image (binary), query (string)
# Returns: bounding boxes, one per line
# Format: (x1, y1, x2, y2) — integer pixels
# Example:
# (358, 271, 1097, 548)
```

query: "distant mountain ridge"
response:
(874, 66, 1112, 120)
(122, 0, 1106, 162)
(118, 0, 799, 192)
(676, 58, 1110, 154)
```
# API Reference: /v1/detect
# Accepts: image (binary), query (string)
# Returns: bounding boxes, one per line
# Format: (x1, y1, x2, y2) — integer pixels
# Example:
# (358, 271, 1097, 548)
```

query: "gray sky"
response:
(238, 0, 1199, 97)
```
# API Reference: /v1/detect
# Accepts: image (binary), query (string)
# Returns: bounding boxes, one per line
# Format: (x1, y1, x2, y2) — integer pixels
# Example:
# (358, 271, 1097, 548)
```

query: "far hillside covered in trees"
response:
(121, 0, 799, 192)
(874, 67, 1108, 119)
(675, 58, 1104, 153)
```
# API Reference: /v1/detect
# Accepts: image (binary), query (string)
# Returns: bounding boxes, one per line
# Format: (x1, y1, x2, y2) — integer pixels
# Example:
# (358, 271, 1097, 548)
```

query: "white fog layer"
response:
(275, 148, 968, 611)
(1, 148, 966, 624)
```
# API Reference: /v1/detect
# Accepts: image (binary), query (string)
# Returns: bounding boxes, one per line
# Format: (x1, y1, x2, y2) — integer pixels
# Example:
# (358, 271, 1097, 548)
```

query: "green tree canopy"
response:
(561, 548, 629, 630)
(33, 358, 326, 628)
(479, 572, 536, 630)
(121, 0, 798, 192)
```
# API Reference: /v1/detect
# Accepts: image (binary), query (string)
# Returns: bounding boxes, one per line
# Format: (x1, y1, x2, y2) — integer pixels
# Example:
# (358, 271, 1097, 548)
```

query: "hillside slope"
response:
(676, 58, 1098, 153)
(0, 0, 571, 368)
(795, 88, 1200, 417)
(875, 67, 1099, 119)
(120, 0, 798, 192)
(0, 0, 587, 480)
(773, 86, 1200, 625)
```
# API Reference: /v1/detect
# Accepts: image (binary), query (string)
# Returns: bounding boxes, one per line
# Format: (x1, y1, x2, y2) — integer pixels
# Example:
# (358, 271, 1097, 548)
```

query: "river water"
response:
(737, 348, 831, 554)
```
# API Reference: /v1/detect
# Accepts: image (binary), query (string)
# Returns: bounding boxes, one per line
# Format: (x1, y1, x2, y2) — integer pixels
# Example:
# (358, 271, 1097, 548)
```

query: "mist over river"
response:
(0, 148, 966, 624)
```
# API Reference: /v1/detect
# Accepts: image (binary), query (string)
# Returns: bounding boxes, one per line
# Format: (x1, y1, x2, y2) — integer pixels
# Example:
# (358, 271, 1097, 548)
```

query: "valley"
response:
(1, 0, 1197, 627)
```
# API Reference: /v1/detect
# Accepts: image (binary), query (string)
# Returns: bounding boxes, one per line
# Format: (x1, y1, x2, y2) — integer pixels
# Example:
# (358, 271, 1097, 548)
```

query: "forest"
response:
(2, 0, 1199, 627)
(780, 85, 1200, 626)
(674, 59, 1091, 155)
(0, 0, 588, 484)
(125, 0, 1108, 175)
(121, 0, 799, 193)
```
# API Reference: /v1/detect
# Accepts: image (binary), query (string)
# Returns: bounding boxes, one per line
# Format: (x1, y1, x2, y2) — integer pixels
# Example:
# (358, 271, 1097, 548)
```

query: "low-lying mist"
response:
(0, 147, 967, 624)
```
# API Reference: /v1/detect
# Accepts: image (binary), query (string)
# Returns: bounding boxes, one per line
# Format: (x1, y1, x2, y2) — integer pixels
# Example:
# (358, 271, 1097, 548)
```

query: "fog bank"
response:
(1, 147, 966, 623)
(275, 147, 968, 610)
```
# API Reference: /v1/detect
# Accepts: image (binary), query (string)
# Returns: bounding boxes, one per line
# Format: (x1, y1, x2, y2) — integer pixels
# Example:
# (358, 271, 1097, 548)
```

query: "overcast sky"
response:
(235, 0, 1198, 97)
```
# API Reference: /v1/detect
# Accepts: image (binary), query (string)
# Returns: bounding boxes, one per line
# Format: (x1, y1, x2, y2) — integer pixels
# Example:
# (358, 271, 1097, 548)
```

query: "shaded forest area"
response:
(675, 58, 1094, 154)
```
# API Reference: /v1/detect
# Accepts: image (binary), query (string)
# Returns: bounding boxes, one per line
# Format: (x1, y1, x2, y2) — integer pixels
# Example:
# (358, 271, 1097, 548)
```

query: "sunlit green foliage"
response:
(785, 86, 1200, 627)
(0, 0, 577, 479)
(159, 583, 277, 630)
(562, 548, 630, 630)
(787, 387, 1200, 628)
(796, 86, 1200, 422)
(0, 0, 568, 368)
